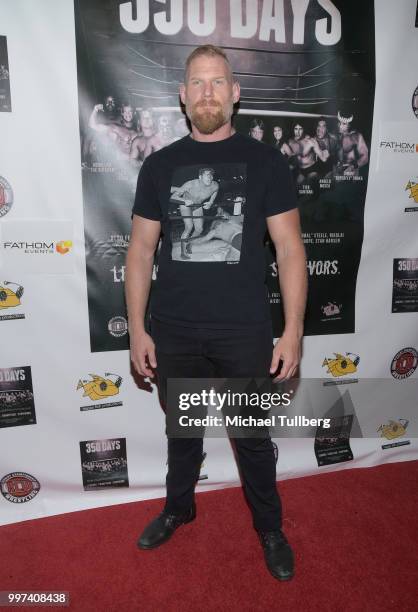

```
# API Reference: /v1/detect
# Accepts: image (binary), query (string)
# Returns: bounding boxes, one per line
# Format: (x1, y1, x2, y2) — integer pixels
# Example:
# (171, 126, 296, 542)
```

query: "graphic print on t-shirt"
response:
(169, 163, 246, 263)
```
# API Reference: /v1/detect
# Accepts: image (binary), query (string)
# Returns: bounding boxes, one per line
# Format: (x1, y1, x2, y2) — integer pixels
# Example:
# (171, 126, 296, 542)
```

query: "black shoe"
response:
(258, 529, 294, 581)
(137, 505, 196, 550)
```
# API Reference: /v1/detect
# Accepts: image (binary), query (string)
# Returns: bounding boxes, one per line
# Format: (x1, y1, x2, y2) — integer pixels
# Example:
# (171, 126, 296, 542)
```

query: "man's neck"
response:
(190, 123, 235, 143)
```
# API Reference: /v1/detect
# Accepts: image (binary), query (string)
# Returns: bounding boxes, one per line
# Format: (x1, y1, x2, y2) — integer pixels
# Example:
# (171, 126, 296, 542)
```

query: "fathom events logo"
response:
(56, 240, 72, 254)
(379, 141, 418, 153)
(3, 240, 72, 254)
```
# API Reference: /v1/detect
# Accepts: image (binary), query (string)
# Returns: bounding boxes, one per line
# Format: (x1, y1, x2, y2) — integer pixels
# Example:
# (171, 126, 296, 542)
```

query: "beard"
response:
(187, 99, 232, 134)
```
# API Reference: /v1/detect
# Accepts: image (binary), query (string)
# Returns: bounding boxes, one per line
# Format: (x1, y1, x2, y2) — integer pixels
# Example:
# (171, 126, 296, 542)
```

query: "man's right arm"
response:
(88, 104, 108, 133)
(125, 214, 161, 378)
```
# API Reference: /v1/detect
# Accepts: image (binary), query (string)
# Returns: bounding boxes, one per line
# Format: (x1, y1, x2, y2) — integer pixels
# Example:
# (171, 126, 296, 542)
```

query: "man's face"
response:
(140, 110, 154, 130)
(122, 105, 134, 123)
(105, 96, 115, 112)
(158, 114, 171, 134)
(180, 55, 240, 135)
(338, 120, 350, 134)
(273, 126, 283, 141)
(316, 120, 327, 139)
(294, 124, 304, 140)
(250, 125, 264, 141)
(200, 170, 213, 186)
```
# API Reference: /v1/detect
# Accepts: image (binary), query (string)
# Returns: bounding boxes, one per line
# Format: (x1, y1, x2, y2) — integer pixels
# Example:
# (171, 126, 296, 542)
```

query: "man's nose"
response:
(203, 81, 214, 97)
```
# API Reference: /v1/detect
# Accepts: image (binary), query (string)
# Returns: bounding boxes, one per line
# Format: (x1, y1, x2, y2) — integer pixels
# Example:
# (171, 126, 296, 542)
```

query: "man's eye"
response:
(192, 80, 201, 85)
(214, 79, 224, 85)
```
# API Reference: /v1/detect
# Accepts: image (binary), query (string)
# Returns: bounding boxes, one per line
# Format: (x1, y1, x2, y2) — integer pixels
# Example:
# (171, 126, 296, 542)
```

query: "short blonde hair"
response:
(184, 44, 234, 83)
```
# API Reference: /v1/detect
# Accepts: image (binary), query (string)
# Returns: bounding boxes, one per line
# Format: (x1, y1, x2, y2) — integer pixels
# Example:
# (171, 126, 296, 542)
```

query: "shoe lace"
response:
(259, 530, 288, 547)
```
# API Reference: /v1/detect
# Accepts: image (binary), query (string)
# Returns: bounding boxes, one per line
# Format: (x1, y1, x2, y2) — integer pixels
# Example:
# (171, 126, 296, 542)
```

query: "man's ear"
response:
(232, 80, 240, 104)
(179, 83, 186, 106)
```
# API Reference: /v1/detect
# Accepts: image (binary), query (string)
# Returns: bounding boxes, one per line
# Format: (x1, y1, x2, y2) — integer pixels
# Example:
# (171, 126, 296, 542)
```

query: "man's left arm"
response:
(267, 209, 307, 381)
(356, 133, 369, 168)
(203, 184, 219, 209)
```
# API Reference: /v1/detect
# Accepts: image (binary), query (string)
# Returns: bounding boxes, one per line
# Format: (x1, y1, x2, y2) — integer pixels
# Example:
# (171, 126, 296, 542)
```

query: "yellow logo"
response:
(0, 282, 23, 309)
(322, 353, 360, 377)
(56, 240, 72, 255)
(377, 419, 408, 440)
(405, 180, 418, 203)
(77, 373, 122, 401)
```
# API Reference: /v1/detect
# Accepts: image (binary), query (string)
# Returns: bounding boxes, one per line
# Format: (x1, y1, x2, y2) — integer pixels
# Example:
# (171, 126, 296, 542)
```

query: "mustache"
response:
(194, 99, 221, 108)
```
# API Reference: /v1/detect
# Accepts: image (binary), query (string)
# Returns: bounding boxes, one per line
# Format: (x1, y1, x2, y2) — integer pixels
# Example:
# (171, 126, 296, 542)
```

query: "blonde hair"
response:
(184, 44, 234, 83)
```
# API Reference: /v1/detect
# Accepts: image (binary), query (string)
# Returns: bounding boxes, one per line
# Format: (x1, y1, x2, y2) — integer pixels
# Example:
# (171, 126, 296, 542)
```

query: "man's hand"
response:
(270, 332, 301, 381)
(343, 164, 356, 176)
(130, 331, 157, 378)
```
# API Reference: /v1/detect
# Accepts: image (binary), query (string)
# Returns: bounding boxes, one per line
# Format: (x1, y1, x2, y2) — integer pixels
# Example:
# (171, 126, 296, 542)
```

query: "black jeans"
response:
(150, 317, 282, 532)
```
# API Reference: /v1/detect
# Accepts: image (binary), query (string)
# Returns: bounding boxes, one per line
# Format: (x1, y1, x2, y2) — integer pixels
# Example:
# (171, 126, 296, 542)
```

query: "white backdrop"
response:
(0, 0, 417, 526)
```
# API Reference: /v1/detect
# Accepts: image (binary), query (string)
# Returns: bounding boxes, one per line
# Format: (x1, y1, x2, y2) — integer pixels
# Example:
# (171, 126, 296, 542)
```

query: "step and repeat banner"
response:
(0, 0, 417, 525)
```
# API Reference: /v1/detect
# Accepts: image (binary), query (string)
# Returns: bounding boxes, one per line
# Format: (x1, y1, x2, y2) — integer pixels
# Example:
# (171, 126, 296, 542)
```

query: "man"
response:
(83, 95, 118, 165)
(89, 102, 137, 159)
(130, 108, 160, 163)
(249, 118, 265, 141)
(313, 117, 338, 177)
(287, 122, 329, 184)
(125, 44, 307, 582)
(335, 111, 369, 176)
(183, 206, 243, 262)
(273, 124, 292, 157)
(153, 114, 177, 149)
(170, 167, 219, 260)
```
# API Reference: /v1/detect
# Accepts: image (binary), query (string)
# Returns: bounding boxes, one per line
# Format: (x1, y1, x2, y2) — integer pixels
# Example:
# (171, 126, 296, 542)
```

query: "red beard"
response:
(189, 99, 228, 134)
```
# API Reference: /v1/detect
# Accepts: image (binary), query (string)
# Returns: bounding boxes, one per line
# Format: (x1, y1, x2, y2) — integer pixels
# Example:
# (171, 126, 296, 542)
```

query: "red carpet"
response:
(1, 460, 417, 612)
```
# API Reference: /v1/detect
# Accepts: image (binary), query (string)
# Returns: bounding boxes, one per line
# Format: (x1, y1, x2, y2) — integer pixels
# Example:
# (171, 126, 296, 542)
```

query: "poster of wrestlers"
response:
(169, 163, 245, 262)
(0, 36, 11, 112)
(0, 366, 36, 429)
(314, 414, 353, 467)
(74, 0, 375, 350)
(79, 437, 129, 490)
(392, 258, 418, 313)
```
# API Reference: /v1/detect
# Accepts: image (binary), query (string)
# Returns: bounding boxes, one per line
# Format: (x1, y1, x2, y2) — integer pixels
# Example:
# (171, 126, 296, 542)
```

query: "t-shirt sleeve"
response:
(263, 149, 298, 217)
(132, 158, 162, 221)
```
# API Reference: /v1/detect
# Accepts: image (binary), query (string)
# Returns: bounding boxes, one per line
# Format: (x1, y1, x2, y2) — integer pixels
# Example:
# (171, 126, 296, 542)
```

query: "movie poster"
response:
(79, 438, 129, 490)
(0, 36, 11, 112)
(74, 0, 375, 351)
(0, 366, 36, 428)
(392, 258, 418, 313)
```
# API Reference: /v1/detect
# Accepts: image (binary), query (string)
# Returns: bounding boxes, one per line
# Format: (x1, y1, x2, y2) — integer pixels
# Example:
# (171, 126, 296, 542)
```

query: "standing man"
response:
(336, 111, 369, 176)
(125, 45, 307, 582)
(313, 117, 338, 178)
(287, 122, 329, 184)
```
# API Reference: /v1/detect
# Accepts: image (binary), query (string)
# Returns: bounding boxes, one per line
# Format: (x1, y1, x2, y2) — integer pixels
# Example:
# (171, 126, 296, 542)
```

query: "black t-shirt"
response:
(132, 131, 297, 329)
